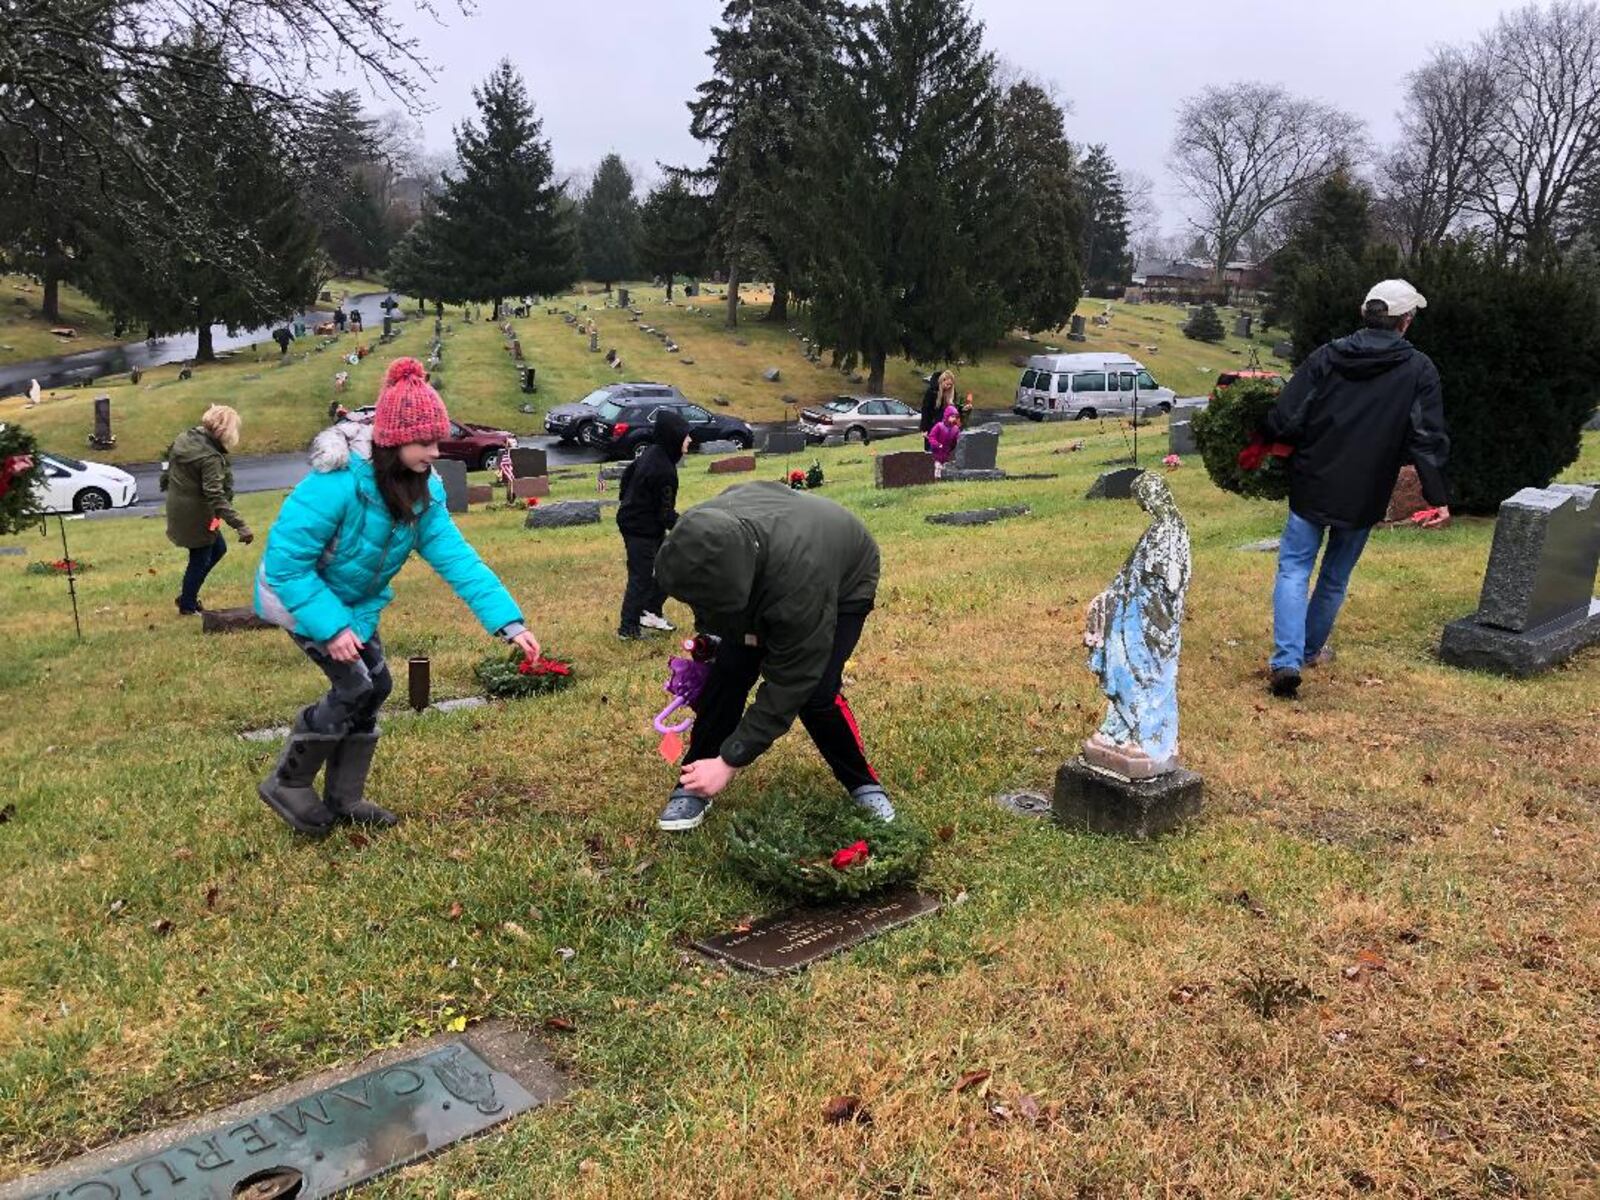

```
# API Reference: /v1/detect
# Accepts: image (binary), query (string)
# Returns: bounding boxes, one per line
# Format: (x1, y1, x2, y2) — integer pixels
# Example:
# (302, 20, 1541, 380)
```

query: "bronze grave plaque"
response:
(693, 888, 940, 976)
(8, 1025, 564, 1199)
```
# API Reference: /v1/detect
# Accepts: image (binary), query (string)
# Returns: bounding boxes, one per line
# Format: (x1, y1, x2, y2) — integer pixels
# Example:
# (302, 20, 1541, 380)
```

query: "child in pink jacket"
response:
(927, 405, 962, 475)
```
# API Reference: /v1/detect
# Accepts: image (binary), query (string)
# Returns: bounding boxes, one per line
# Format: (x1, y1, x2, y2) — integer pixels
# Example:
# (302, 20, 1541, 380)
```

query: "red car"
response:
(348, 407, 516, 471)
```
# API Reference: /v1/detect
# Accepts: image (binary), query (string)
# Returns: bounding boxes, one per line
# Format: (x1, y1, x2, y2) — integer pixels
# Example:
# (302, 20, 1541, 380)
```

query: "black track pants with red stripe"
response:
(685, 610, 879, 792)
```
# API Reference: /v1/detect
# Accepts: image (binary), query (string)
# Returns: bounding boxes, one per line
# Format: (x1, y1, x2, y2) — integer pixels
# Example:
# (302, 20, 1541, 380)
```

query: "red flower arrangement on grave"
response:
(526, 497, 539, 508)
(1163, 453, 1182, 471)
(517, 655, 572, 678)
(788, 468, 807, 490)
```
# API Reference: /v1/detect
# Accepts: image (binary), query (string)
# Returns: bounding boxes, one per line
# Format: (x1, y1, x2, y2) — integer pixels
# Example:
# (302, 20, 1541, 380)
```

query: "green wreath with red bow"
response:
(1190, 378, 1291, 502)
(0, 423, 42, 536)
(725, 797, 932, 902)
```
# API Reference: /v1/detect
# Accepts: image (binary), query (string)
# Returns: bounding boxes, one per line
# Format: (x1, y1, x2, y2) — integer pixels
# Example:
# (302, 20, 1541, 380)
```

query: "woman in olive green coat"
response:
(164, 405, 254, 615)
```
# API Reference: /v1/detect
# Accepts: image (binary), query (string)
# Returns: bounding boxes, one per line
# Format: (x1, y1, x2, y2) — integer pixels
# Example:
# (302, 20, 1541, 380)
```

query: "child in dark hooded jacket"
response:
(615, 408, 690, 638)
(649, 482, 894, 832)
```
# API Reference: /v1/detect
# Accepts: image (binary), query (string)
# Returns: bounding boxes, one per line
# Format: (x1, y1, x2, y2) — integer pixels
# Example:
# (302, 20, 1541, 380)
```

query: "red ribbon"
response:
(830, 840, 871, 870)
(1237, 436, 1293, 472)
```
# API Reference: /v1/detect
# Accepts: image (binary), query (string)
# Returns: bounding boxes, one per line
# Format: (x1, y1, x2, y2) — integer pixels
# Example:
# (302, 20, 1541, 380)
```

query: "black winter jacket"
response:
(1265, 328, 1450, 529)
(616, 410, 689, 539)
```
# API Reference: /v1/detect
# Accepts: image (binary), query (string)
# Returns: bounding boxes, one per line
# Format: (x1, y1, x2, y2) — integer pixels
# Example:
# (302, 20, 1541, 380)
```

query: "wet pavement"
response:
(0, 292, 394, 398)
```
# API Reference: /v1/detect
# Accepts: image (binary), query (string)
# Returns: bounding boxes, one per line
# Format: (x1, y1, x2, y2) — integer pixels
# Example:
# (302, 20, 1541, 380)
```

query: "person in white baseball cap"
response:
(1259, 277, 1451, 699)
(1363, 279, 1428, 318)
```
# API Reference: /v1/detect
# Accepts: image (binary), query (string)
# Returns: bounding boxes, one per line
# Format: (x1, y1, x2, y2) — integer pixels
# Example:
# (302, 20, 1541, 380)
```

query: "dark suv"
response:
(592, 397, 754, 460)
(544, 382, 687, 446)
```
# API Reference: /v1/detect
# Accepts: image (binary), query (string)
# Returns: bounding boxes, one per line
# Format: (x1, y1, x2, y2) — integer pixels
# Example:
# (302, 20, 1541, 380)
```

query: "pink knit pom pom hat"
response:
(372, 357, 450, 447)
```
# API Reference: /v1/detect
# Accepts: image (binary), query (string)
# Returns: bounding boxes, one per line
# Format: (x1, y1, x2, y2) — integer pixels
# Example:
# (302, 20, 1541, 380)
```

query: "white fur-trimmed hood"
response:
(309, 418, 374, 473)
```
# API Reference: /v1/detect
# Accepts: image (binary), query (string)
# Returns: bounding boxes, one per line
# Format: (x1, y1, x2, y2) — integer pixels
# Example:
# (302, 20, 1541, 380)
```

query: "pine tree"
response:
(996, 82, 1085, 333)
(581, 154, 641, 290)
(430, 60, 578, 313)
(79, 32, 320, 361)
(799, 0, 1011, 393)
(1266, 169, 1374, 334)
(640, 178, 714, 300)
(1077, 144, 1132, 292)
(386, 215, 462, 308)
(1183, 303, 1226, 342)
(687, 0, 845, 327)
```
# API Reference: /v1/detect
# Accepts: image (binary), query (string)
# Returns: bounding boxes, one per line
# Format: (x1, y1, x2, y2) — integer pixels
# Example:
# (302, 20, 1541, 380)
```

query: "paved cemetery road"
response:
(0, 291, 394, 398)
(88, 408, 1033, 523)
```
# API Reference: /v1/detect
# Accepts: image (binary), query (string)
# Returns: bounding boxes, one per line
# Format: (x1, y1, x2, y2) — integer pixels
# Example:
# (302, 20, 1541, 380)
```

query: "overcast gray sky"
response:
(378, 0, 1516, 235)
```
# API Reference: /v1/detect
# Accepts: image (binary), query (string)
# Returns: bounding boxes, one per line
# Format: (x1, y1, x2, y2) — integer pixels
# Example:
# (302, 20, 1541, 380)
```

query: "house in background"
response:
(1126, 258, 1268, 306)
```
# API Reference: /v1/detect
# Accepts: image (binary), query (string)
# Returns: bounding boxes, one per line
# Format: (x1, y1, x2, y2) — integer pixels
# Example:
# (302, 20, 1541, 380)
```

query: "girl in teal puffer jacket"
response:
(254, 357, 540, 836)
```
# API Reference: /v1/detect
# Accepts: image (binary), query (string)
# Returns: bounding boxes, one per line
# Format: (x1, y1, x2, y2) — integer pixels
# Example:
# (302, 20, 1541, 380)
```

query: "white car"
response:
(33, 451, 139, 513)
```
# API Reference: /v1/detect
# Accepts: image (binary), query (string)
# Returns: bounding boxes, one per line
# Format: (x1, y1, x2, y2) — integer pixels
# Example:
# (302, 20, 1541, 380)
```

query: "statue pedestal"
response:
(1052, 758, 1203, 840)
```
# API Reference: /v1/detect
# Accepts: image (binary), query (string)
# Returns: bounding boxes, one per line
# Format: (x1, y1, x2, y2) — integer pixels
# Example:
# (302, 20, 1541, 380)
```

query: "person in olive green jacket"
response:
(164, 404, 254, 615)
(651, 482, 893, 831)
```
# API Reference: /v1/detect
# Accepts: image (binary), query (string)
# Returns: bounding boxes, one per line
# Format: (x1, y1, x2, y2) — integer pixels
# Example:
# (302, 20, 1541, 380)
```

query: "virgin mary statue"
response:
(1082, 472, 1192, 779)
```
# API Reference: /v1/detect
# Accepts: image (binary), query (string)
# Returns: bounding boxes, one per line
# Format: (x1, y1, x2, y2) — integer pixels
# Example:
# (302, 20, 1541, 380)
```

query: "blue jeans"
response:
(178, 534, 227, 612)
(1271, 511, 1372, 671)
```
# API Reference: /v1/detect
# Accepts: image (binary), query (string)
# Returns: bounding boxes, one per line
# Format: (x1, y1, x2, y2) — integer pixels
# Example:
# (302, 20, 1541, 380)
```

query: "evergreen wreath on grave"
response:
(475, 649, 575, 699)
(726, 797, 932, 902)
(806, 460, 824, 489)
(1191, 378, 1292, 502)
(26, 558, 92, 576)
(0, 422, 42, 536)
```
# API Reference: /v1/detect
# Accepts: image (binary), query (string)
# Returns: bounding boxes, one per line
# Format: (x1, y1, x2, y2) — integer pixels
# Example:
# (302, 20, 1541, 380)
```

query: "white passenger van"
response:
(1012, 353, 1176, 420)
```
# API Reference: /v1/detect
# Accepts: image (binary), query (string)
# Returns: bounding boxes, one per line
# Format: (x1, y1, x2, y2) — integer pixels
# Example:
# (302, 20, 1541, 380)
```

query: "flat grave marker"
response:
(694, 889, 940, 976)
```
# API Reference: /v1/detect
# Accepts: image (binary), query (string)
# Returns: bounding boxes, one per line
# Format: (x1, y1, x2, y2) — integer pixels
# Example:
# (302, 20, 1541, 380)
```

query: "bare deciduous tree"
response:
(1375, 45, 1498, 255)
(1471, 0, 1600, 258)
(1169, 81, 1365, 277)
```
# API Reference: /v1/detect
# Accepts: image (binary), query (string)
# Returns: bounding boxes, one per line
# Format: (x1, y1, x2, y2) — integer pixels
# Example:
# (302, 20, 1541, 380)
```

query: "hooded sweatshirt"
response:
(254, 419, 522, 643)
(1265, 327, 1450, 529)
(616, 408, 688, 539)
(164, 426, 245, 548)
(927, 407, 962, 463)
(654, 482, 879, 767)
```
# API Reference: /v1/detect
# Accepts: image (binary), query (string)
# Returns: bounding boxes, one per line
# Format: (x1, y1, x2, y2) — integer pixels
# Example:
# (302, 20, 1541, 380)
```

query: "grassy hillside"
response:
(1, 421, 1597, 1195)
(1, 284, 1289, 463)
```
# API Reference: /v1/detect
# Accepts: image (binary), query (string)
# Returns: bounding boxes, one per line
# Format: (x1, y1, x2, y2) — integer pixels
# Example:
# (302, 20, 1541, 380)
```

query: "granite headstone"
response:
(1439, 483, 1600, 676)
(525, 500, 602, 529)
(510, 447, 548, 478)
(433, 459, 469, 514)
(1086, 466, 1143, 500)
(874, 451, 937, 489)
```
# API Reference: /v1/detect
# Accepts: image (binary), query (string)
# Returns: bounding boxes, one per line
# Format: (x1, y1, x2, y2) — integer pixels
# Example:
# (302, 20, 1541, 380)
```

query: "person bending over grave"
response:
(652, 483, 893, 831)
(253, 358, 541, 835)
(163, 405, 253, 616)
(1263, 279, 1450, 699)
(616, 408, 689, 640)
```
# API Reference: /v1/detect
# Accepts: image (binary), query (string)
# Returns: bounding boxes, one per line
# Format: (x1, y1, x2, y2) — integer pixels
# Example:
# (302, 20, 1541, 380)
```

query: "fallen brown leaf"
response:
(448, 901, 464, 921)
(1168, 983, 1210, 1005)
(954, 1069, 992, 1094)
(1355, 949, 1387, 972)
(543, 1016, 576, 1033)
(150, 918, 174, 936)
(936, 824, 955, 842)
(203, 885, 219, 910)
(822, 1094, 869, 1125)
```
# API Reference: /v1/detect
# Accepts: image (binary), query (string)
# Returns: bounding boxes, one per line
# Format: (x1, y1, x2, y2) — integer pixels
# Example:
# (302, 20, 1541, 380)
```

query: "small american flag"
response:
(499, 449, 516, 488)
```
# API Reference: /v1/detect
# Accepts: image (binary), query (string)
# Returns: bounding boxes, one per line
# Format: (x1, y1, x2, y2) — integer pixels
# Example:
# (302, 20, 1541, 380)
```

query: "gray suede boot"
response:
(257, 708, 339, 836)
(323, 731, 398, 827)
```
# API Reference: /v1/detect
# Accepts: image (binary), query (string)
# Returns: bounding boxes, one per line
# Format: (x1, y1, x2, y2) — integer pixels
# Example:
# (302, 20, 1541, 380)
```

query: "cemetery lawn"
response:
(3, 425, 1597, 1197)
(0, 275, 121, 366)
(0, 286, 1279, 463)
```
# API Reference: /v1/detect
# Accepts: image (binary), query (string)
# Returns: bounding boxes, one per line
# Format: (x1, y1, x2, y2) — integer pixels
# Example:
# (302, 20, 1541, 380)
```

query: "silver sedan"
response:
(798, 396, 921, 444)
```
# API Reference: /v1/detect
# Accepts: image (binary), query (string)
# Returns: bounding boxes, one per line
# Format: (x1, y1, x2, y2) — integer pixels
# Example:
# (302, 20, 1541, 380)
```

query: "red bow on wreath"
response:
(830, 840, 870, 870)
(518, 655, 572, 677)
(1237, 435, 1293, 473)
(0, 454, 34, 500)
